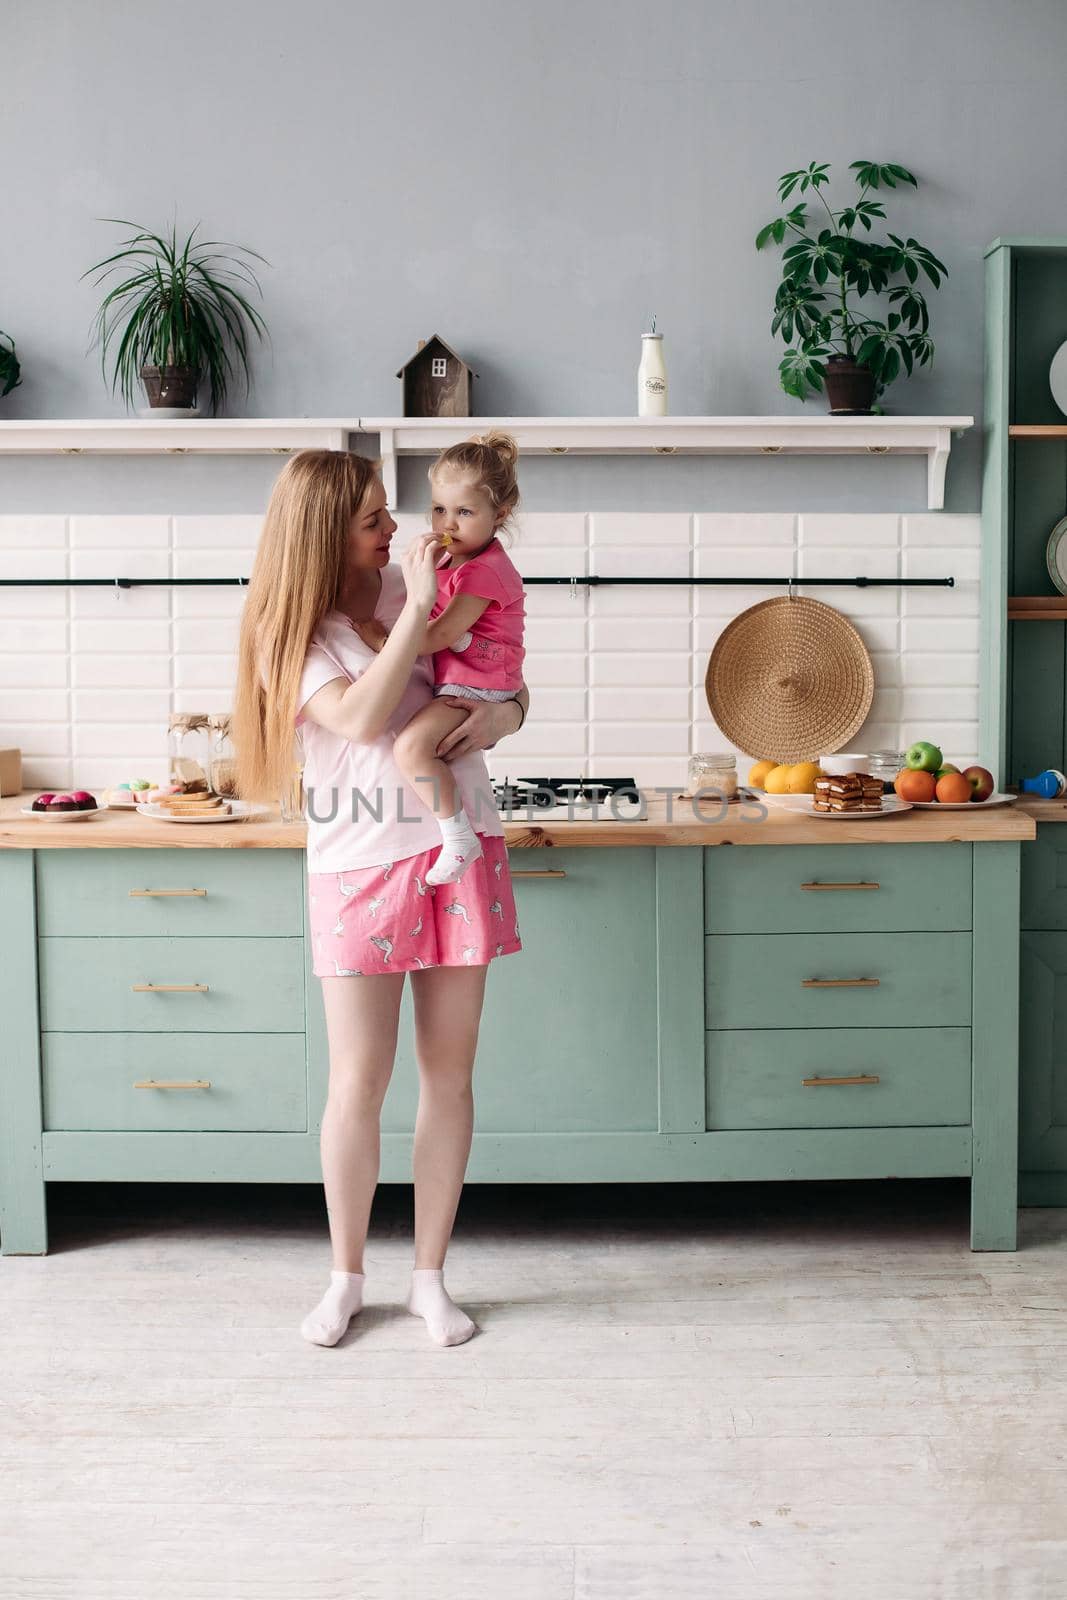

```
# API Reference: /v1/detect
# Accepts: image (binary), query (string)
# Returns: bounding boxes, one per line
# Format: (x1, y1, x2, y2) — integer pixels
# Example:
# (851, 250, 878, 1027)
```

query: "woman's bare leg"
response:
(405, 964, 488, 1344)
(393, 700, 471, 821)
(319, 971, 407, 1272)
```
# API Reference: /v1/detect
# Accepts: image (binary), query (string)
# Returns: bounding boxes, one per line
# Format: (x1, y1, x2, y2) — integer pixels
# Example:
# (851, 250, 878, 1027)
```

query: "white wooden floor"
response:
(1, 1178, 1065, 1599)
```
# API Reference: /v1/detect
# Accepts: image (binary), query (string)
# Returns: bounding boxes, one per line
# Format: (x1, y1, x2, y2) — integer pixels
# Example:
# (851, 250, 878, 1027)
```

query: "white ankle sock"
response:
(301, 1269, 365, 1347)
(407, 1267, 476, 1346)
(425, 808, 483, 886)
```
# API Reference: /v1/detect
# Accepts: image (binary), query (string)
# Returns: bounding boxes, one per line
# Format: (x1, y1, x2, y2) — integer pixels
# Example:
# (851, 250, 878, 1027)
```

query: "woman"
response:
(233, 450, 528, 1348)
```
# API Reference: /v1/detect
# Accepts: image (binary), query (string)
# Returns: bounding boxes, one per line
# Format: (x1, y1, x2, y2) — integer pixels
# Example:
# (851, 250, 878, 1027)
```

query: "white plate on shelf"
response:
(907, 792, 1016, 810)
(135, 800, 269, 824)
(18, 805, 105, 822)
(1050, 340, 1067, 418)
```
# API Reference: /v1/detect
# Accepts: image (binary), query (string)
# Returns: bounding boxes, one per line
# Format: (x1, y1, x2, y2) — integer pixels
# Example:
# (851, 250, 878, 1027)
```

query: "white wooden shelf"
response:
(0, 413, 972, 510)
(362, 416, 973, 510)
(0, 418, 359, 455)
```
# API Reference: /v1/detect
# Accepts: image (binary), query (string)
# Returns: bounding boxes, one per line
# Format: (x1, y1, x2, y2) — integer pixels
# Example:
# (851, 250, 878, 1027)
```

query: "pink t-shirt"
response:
(295, 563, 504, 873)
(431, 536, 526, 691)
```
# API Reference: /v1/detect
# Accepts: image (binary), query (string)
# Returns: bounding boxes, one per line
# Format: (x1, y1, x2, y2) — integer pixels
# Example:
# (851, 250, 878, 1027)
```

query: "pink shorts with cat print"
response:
(308, 833, 521, 978)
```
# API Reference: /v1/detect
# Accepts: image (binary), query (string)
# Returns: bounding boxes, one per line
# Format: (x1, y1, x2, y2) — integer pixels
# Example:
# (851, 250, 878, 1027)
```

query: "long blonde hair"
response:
(232, 449, 381, 804)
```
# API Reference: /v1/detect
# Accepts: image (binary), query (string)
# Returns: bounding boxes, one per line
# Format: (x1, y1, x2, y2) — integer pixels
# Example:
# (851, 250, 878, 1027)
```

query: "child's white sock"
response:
(407, 1267, 477, 1346)
(425, 808, 483, 886)
(300, 1269, 364, 1347)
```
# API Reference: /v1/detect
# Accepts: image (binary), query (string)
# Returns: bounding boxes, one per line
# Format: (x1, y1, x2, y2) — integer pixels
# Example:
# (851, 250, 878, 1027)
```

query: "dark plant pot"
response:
(140, 365, 199, 409)
(823, 358, 875, 415)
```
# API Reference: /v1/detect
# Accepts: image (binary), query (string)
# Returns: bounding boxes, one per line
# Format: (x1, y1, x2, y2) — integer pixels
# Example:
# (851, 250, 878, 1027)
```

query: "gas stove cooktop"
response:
(492, 775, 646, 821)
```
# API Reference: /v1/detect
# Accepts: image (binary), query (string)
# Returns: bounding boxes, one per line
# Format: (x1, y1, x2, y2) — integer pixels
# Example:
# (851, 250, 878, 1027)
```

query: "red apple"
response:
(962, 765, 995, 802)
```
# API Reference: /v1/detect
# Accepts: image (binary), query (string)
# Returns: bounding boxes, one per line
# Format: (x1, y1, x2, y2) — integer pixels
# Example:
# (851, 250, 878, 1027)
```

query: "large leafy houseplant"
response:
(83, 220, 269, 413)
(756, 161, 947, 412)
(0, 330, 20, 398)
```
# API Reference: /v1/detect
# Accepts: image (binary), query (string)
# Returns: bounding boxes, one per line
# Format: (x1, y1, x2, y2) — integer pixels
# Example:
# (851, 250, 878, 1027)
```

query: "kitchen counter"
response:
(0, 790, 1037, 848)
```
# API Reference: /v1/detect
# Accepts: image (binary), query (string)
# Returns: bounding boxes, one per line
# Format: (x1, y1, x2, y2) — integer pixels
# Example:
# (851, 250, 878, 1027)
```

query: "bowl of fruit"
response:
(893, 742, 1012, 807)
(20, 790, 102, 821)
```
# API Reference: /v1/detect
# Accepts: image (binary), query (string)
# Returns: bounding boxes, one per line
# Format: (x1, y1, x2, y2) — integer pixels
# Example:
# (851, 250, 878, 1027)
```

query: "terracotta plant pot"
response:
(140, 365, 199, 409)
(823, 357, 875, 415)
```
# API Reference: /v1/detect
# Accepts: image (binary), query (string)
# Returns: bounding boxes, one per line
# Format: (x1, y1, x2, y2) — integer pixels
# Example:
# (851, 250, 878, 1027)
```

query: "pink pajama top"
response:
(430, 536, 526, 692)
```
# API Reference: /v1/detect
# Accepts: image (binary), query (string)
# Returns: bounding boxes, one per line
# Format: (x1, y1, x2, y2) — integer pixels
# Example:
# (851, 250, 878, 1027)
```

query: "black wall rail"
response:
(0, 575, 955, 590)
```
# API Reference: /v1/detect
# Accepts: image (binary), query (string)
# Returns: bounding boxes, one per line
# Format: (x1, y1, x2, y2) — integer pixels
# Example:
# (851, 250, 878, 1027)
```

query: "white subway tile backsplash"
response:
(591, 687, 691, 721)
(513, 513, 586, 547)
(695, 513, 795, 548)
(0, 505, 983, 787)
(902, 514, 981, 548)
(590, 513, 690, 546)
(799, 514, 900, 546)
(172, 515, 263, 549)
(590, 618, 687, 652)
(0, 654, 68, 687)
(72, 689, 172, 722)
(72, 620, 170, 653)
(70, 516, 170, 549)
(0, 516, 67, 549)
(73, 654, 172, 687)
(591, 652, 691, 686)
(0, 549, 67, 580)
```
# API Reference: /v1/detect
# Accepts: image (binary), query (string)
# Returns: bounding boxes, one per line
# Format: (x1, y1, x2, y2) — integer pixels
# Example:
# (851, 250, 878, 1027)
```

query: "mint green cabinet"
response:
(386, 848, 671, 1135)
(0, 838, 1023, 1253)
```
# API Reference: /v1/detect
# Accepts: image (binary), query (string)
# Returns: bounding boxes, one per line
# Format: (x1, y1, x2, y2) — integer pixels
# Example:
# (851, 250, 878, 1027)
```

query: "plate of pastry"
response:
(20, 790, 103, 821)
(136, 796, 269, 824)
(810, 773, 911, 819)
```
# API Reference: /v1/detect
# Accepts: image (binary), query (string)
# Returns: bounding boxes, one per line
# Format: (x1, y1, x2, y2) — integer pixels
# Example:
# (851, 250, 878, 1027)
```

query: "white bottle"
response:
(638, 328, 668, 416)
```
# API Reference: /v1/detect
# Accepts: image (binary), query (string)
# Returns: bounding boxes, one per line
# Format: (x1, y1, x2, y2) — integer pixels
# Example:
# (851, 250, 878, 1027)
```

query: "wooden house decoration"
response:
(396, 335, 477, 418)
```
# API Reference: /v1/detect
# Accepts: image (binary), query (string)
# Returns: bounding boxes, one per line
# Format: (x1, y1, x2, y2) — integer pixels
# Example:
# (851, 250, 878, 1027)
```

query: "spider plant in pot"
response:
(756, 161, 947, 413)
(83, 220, 269, 414)
(0, 330, 20, 399)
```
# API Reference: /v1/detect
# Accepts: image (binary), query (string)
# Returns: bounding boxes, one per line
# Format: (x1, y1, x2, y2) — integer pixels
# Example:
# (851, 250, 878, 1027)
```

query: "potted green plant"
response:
(0, 330, 20, 398)
(83, 219, 269, 414)
(756, 161, 947, 413)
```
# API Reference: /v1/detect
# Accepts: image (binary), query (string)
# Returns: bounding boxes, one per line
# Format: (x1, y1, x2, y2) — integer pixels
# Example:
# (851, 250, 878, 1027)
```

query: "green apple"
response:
(906, 740, 943, 773)
(935, 764, 959, 780)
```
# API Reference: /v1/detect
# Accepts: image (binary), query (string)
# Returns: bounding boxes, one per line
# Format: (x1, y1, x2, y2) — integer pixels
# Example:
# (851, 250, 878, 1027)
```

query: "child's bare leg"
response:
(394, 701, 485, 887)
(393, 701, 470, 820)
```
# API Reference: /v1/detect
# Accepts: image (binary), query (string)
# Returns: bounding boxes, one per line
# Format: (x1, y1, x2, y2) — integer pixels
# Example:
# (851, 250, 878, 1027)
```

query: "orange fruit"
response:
(935, 772, 973, 804)
(764, 764, 792, 795)
(748, 759, 777, 790)
(895, 768, 937, 803)
(785, 761, 821, 794)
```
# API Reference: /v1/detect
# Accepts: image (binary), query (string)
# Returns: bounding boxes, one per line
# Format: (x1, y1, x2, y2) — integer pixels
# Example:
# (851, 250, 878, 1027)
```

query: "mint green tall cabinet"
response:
(984, 237, 1067, 1203)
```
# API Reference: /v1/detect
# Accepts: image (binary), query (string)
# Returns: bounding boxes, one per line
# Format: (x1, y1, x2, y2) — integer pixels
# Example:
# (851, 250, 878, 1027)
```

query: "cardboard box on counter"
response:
(0, 749, 23, 796)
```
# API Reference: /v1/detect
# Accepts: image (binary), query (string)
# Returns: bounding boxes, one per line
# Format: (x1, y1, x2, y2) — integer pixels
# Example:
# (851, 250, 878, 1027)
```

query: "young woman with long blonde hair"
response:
(232, 448, 529, 1347)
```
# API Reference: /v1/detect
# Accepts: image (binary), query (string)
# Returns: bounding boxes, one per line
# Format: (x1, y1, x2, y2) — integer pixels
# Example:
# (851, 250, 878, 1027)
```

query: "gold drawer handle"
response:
(801, 977, 880, 988)
(134, 1079, 212, 1090)
(800, 881, 880, 892)
(510, 869, 568, 878)
(129, 888, 207, 898)
(131, 983, 210, 993)
(802, 1074, 881, 1087)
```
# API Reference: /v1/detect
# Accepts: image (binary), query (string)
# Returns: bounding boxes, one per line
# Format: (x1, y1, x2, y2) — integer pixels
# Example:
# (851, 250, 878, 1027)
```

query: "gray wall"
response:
(6, 0, 1067, 513)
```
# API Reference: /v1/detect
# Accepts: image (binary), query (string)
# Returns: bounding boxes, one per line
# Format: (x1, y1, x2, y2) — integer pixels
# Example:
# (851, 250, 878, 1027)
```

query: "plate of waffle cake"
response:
(136, 794, 269, 824)
(810, 772, 911, 819)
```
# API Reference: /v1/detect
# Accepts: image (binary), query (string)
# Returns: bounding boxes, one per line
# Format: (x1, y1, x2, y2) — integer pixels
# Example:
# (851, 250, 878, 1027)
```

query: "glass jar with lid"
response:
(867, 749, 906, 793)
(167, 712, 211, 794)
(687, 751, 738, 801)
(207, 713, 238, 798)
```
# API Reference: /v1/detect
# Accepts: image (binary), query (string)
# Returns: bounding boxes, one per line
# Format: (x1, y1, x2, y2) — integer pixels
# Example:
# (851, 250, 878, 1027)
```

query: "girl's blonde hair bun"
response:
(472, 429, 519, 470)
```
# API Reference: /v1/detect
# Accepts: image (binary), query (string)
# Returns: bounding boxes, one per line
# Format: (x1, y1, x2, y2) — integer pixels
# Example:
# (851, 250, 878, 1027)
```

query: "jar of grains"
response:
(207, 713, 238, 798)
(687, 751, 738, 801)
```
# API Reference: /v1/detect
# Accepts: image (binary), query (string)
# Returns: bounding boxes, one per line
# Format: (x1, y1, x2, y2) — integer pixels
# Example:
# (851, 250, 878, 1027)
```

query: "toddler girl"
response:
(360, 431, 526, 885)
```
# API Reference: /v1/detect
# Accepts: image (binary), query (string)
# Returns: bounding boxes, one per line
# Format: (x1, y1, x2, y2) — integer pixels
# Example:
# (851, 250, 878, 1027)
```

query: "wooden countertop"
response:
(0, 790, 1037, 848)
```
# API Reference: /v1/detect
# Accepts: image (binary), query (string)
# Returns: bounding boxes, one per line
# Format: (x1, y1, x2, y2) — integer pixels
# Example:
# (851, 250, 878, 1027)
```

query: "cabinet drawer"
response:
(705, 931, 972, 1029)
(42, 1032, 307, 1131)
(39, 937, 305, 1032)
(37, 848, 304, 937)
(706, 1026, 972, 1129)
(705, 843, 972, 934)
